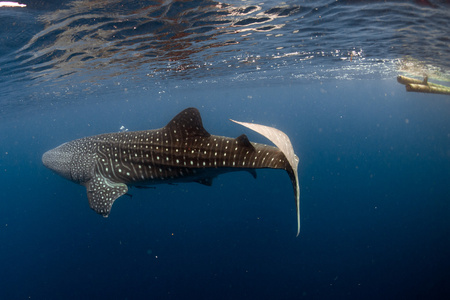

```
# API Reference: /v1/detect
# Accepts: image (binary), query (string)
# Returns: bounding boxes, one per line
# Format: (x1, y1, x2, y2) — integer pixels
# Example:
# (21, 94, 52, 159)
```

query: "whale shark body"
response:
(42, 108, 301, 235)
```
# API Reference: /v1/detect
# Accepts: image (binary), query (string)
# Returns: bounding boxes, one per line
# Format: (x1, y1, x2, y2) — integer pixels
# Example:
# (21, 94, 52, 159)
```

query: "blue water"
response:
(1, 0, 450, 299)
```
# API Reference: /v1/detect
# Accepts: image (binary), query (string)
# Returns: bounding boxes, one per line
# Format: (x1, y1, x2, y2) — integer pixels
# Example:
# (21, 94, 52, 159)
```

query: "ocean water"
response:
(1, 0, 449, 299)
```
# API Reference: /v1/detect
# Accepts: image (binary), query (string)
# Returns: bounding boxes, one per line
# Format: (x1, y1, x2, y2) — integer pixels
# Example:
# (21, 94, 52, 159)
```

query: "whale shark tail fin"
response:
(230, 119, 300, 237)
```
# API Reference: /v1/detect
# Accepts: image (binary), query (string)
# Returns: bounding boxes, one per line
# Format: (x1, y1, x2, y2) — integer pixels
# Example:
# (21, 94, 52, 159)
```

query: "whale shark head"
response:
(42, 142, 74, 181)
(42, 140, 96, 184)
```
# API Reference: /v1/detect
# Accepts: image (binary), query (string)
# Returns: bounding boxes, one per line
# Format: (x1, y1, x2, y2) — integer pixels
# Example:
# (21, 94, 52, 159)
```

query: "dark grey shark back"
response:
(42, 108, 300, 235)
(92, 108, 288, 182)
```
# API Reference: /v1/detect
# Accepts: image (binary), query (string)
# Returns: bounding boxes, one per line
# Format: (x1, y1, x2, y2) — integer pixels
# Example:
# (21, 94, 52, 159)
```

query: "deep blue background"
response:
(1, 0, 450, 298)
(1, 79, 449, 299)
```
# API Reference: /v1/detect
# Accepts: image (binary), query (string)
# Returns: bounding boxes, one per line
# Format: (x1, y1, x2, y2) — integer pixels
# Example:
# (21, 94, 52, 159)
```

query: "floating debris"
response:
(397, 75, 450, 96)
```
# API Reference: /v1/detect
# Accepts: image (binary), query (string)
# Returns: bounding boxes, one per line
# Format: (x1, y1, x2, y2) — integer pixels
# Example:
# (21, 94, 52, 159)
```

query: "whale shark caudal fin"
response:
(230, 119, 300, 237)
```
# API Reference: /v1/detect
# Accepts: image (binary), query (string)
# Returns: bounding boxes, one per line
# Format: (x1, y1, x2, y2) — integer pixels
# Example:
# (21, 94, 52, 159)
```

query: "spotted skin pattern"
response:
(43, 108, 299, 234)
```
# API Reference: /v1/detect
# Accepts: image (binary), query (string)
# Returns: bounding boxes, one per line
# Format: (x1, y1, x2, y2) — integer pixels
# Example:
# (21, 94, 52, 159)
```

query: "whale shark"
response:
(42, 108, 301, 235)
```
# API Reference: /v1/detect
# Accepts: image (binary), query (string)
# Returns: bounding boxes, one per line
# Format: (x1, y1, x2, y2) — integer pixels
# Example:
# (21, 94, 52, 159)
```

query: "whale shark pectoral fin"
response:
(85, 174, 128, 217)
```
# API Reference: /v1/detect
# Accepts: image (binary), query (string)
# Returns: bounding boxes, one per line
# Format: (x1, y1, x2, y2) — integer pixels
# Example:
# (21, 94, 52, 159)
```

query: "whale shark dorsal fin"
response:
(165, 107, 211, 138)
(235, 134, 255, 150)
(230, 119, 301, 236)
